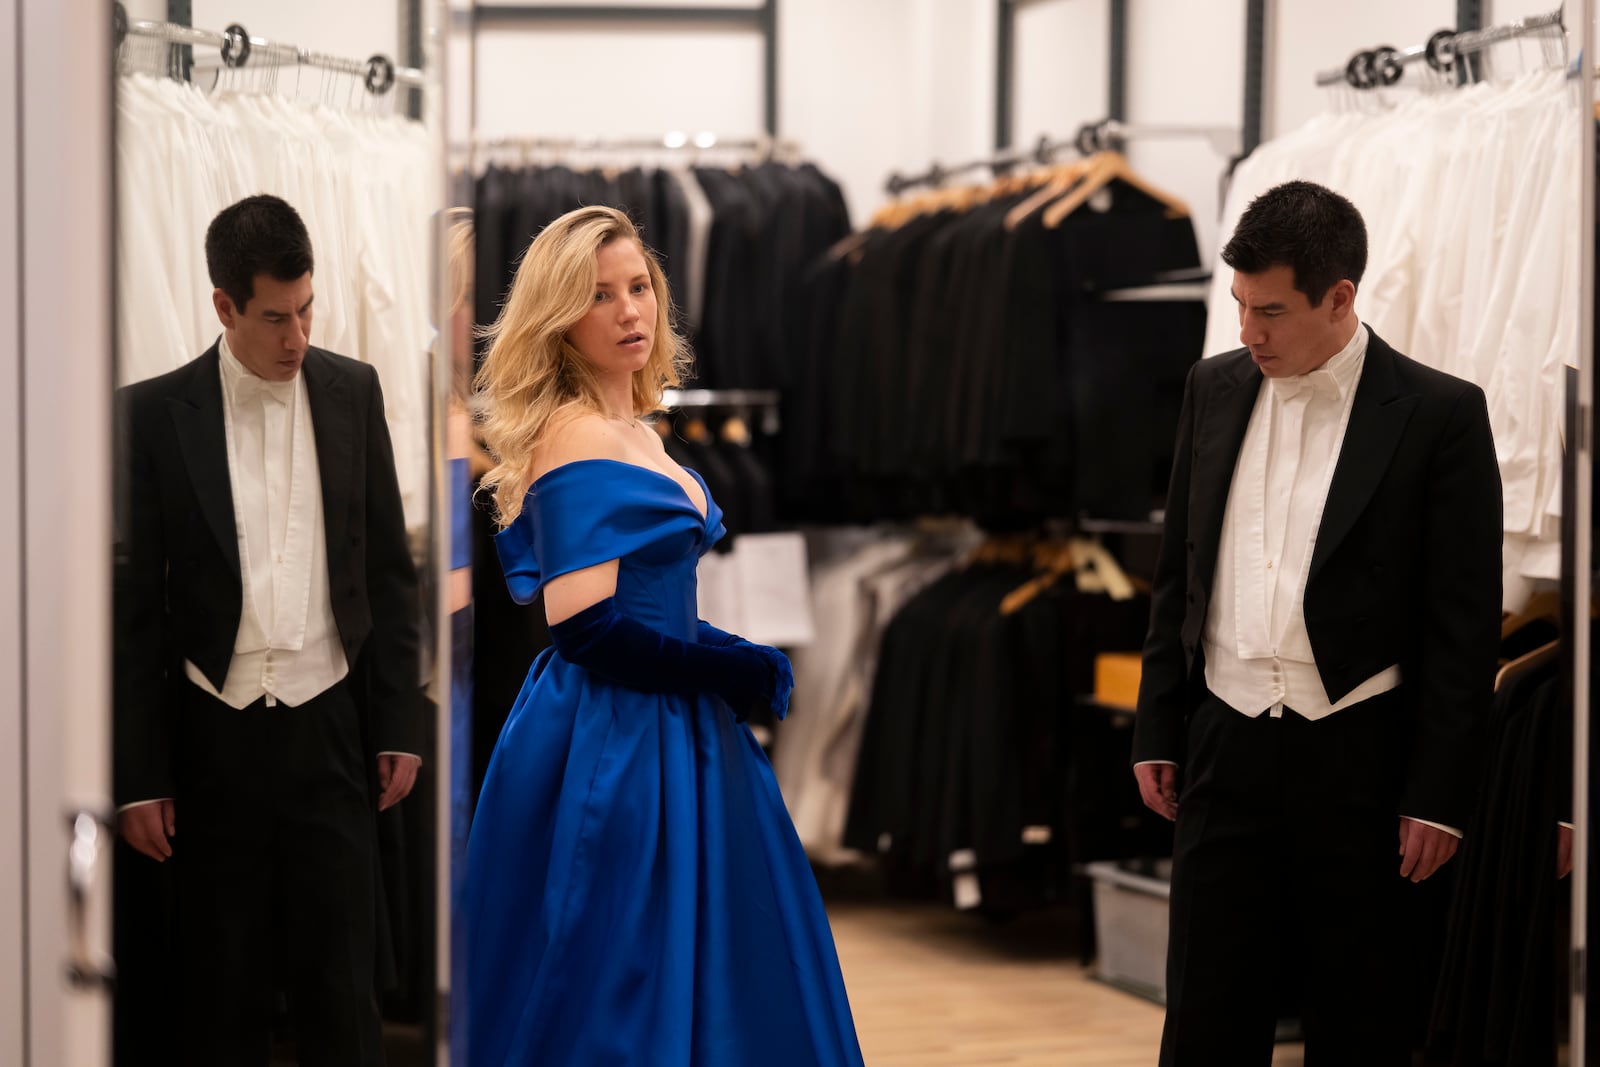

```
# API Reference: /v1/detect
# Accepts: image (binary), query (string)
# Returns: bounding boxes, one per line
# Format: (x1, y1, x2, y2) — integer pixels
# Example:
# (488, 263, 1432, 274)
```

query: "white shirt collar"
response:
(1268, 321, 1367, 403)
(218, 333, 296, 404)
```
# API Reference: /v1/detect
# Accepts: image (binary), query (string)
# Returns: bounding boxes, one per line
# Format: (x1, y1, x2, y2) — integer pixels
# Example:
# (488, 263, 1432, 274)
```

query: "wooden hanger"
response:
(720, 415, 752, 447)
(1003, 157, 1094, 231)
(681, 416, 712, 444)
(1041, 151, 1190, 229)
(1494, 637, 1559, 692)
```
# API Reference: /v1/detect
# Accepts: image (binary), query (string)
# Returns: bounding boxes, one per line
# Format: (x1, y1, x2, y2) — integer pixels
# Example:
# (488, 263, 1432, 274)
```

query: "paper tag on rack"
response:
(696, 550, 744, 635)
(1021, 825, 1052, 845)
(731, 532, 815, 647)
(953, 873, 982, 910)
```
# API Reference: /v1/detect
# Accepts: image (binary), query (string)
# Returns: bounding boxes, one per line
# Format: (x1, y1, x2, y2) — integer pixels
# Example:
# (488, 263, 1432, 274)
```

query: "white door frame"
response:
(3, 0, 117, 1064)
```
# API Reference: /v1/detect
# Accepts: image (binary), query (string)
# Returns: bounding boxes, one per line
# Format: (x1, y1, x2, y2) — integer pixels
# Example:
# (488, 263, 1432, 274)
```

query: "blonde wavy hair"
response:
(475, 205, 690, 525)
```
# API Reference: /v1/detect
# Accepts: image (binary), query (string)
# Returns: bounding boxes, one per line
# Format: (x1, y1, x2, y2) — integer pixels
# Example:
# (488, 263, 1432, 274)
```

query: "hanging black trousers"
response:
(172, 679, 382, 1067)
(1160, 688, 1416, 1067)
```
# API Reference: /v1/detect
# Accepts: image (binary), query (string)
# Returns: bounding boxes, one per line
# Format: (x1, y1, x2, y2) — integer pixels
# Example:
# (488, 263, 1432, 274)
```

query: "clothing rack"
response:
(662, 389, 781, 434)
(884, 134, 1078, 196)
(112, 6, 423, 94)
(474, 132, 801, 156)
(1076, 120, 1242, 159)
(1314, 8, 1563, 88)
(884, 120, 1241, 196)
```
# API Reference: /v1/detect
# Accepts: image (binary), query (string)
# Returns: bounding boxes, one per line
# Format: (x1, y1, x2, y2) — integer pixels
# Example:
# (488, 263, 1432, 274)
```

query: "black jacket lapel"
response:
(1189, 353, 1262, 601)
(1309, 331, 1419, 580)
(303, 349, 353, 558)
(167, 344, 240, 575)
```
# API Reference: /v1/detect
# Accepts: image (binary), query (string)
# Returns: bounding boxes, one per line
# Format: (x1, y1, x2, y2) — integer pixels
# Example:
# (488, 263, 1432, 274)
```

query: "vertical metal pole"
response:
(1242, 0, 1265, 155)
(764, 0, 778, 136)
(166, 0, 191, 82)
(1457, 0, 1484, 83)
(403, 0, 424, 120)
(1108, 0, 1127, 126)
(1574, 0, 1595, 1059)
(996, 0, 1014, 151)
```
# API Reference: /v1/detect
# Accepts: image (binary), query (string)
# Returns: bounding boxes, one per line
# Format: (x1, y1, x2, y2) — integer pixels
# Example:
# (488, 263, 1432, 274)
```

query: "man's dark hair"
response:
(1221, 180, 1367, 307)
(204, 194, 314, 313)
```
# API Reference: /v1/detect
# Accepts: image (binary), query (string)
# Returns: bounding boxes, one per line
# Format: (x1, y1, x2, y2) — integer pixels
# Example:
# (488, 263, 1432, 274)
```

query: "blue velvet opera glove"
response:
(551, 599, 790, 718)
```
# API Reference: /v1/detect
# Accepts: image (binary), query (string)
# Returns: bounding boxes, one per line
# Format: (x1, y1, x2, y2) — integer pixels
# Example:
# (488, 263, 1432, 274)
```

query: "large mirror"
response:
(108, 2, 450, 1064)
(87, 0, 1598, 1063)
(440, 2, 1593, 1066)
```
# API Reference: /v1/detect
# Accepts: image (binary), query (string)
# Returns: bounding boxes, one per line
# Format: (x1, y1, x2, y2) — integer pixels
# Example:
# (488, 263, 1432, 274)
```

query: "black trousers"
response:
(1161, 689, 1415, 1067)
(173, 680, 382, 1067)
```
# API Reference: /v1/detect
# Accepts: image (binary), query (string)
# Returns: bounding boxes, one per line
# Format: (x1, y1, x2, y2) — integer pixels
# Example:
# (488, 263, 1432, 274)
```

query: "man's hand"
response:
(119, 799, 176, 862)
(377, 754, 422, 812)
(1559, 824, 1574, 880)
(1134, 763, 1180, 821)
(1398, 818, 1459, 883)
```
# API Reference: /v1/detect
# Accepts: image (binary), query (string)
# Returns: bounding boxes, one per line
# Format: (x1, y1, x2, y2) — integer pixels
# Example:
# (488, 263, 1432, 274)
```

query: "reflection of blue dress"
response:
(462, 460, 865, 1067)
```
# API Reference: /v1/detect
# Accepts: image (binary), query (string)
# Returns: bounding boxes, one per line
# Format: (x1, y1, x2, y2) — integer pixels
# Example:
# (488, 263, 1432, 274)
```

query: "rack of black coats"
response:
(782, 175, 1206, 528)
(1426, 610, 1569, 1066)
(840, 544, 1160, 915)
(472, 156, 851, 390)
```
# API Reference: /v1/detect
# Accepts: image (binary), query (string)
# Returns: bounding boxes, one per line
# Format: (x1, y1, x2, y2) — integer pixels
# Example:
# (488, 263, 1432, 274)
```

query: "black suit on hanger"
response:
(114, 343, 421, 1066)
(1134, 330, 1502, 1065)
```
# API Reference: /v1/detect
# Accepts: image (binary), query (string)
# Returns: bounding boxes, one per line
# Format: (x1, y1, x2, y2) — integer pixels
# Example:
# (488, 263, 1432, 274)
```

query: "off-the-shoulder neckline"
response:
(531, 457, 709, 523)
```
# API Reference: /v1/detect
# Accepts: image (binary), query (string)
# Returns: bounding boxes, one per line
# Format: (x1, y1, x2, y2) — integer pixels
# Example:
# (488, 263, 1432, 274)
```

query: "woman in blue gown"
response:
(463, 205, 865, 1067)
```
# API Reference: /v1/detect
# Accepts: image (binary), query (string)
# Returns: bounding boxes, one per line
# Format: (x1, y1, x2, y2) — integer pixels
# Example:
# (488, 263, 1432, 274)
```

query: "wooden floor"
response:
(828, 901, 1307, 1066)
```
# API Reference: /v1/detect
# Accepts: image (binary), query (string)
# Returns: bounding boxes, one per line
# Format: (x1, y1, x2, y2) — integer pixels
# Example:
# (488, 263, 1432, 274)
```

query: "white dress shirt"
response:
(184, 335, 350, 708)
(1203, 323, 1400, 721)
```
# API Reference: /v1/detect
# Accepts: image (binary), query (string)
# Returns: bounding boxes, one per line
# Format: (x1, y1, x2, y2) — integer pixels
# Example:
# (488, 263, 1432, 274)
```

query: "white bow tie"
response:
(1270, 368, 1339, 402)
(235, 373, 295, 406)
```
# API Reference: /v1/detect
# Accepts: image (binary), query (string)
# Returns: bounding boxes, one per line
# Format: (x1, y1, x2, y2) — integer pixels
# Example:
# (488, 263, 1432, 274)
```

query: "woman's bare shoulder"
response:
(529, 405, 634, 481)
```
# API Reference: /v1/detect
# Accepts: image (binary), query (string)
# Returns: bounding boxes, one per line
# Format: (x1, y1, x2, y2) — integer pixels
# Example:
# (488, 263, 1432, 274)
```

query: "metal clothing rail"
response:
(1314, 8, 1563, 88)
(886, 120, 1240, 196)
(473, 133, 801, 154)
(885, 134, 1079, 196)
(1078, 120, 1242, 159)
(113, 8, 423, 94)
(663, 389, 780, 409)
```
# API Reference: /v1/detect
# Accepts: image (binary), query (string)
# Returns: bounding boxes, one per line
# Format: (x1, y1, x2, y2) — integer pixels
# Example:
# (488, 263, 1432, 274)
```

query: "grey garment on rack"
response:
(668, 165, 715, 329)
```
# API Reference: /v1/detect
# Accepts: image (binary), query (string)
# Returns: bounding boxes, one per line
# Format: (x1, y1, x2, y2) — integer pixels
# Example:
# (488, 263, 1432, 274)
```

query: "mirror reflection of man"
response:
(114, 193, 422, 1065)
(1133, 181, 1502, 1066)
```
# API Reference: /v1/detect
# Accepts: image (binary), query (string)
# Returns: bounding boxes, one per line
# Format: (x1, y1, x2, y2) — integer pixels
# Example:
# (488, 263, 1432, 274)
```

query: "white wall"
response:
(1012, 0, 1109, 156)
(470, 0, 953, 226)
(474, 20, 765, 140)
(190, 0, 401, 67)
(466, 0, 1582, 231)
(1268, 0, 1454, 139)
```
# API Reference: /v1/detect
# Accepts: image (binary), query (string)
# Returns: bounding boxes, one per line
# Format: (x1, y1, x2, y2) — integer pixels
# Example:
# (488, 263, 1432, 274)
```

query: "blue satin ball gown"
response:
(462, 459, 866, 1067)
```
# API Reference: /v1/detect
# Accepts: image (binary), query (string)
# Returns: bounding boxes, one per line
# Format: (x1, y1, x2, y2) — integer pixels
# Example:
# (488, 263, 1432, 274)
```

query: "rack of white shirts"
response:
(1208, 66, 1576, 609)
(114, 69, 435, 532)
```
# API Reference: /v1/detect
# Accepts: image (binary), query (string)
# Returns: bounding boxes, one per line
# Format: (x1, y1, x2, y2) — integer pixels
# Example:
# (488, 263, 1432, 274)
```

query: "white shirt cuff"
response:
(1133, 760, 1179, 768)
(117, 798, 171, 814)
(379, 751, 422, 763)
(1402, 816, 1463, 839)
(1560, 821, 1575, 830)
